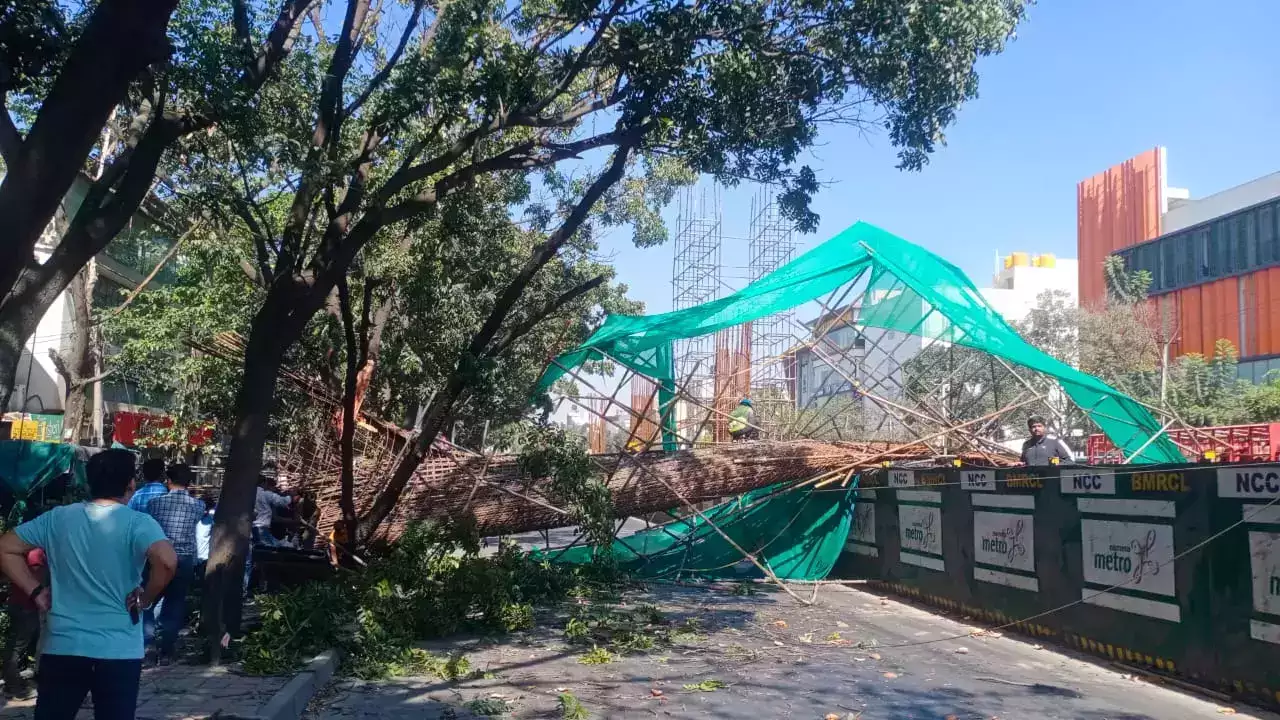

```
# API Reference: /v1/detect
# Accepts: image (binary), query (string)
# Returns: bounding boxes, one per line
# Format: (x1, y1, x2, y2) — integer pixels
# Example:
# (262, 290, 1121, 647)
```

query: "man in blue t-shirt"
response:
(0, 449, 177, 719)
(128, 458, 168, 512)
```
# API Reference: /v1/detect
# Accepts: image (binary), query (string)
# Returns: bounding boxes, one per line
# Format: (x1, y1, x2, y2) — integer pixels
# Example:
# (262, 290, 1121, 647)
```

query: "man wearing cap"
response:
(728, 399, 758, 442)
(1020, 415, 1073, 466)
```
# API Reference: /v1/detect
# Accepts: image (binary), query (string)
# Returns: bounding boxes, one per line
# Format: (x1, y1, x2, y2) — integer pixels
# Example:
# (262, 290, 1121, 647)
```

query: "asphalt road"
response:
(306, 583, 1278, 719)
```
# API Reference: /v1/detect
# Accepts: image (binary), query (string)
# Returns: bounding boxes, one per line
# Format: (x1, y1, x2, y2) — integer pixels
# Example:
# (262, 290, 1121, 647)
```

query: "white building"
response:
(792, 252, 1080, 439)
(5, 174, 175, 442)
(979, 252, 1079, 324)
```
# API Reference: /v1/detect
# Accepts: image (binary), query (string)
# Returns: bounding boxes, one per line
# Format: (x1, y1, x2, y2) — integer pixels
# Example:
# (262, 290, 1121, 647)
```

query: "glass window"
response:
(1237, 213, 1252, 272)
(1270, 203, 1279, 263)
(1214, 220, 1230, 277)
(1196, 228, 1211, 280)
(1224, 217, 1235, 273)
(1181, 232, 1195, 286)
(1270, 200, 1280, 265)
(1260, 204, 1275, 266)
(1161, 237, 1175, 289)
(1244, 210, 1258, 270)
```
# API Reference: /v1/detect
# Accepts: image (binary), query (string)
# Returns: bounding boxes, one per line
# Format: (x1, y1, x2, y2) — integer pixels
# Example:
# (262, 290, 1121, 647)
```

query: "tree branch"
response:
(46, 348, 73, 385)
(336, 277, 361, 545)
(354, 140, 639, 542)
(374, 123, 643, 240)
(528, 0, 626, 114)
(0, 97, 22, 166)
(231, 0, 253, 51)
(434, 124, 640, 196)
(421, 0, 451, 46)
(79, 369, 114, 387)
(315, 0, 370, 148)
(489, 274, 606, 358)
(344, 0, 426, 117)
(246, 0, 318, 89)
(110, 220, 201, 316)
(277, 0, 368, 276)
(469, 138, 636, 360)
(379, 99, 624, 201)
(0, 0, 177, 298)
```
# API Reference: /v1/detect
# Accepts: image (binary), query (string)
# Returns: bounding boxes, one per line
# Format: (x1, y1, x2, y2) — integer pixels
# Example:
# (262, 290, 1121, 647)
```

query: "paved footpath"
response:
(306, 583, 1280, 720)
(0, 662, 288, 719)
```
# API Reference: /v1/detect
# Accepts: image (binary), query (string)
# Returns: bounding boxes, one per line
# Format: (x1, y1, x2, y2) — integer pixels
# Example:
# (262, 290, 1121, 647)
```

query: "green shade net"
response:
(0, 441, 87, 496)
(538, 221, 1180, 463)
(540, 481, 858, 580)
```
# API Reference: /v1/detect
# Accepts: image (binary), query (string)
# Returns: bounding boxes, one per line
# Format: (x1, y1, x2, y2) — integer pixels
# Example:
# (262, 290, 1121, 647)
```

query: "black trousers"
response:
(1, 605, 40, 690)
(35, 654, 142, 720)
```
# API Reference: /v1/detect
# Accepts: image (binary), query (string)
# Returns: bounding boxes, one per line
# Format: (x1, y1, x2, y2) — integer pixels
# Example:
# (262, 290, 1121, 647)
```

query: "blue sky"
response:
(596, 0, 1280, 317)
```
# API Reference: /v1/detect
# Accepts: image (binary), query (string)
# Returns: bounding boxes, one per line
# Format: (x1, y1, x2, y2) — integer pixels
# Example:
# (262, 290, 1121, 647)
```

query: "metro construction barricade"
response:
(833, 463, 1280, 709)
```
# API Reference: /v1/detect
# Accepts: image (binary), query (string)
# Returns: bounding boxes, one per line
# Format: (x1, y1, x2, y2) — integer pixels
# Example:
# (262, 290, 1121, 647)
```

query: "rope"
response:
(811, 459, 1280, 494)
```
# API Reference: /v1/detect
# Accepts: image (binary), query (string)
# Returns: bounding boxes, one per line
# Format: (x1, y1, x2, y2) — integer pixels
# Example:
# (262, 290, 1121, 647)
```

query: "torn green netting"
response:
(537, 480, 858, 580)
(536, 221, 1179, 463)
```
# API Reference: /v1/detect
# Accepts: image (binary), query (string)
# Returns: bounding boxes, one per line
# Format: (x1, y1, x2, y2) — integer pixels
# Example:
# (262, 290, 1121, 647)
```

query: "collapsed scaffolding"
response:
(237, 220, 1206, 599)
(534, 220, 1184, 593)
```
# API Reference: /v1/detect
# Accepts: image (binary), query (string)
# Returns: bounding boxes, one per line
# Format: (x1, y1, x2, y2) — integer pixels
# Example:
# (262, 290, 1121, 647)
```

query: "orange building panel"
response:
(1154, 293, 1181, 357)
(1077, 148, 1165, 307)
(1244, 267, 1280, 358)
(1152, 274, 1277, 359)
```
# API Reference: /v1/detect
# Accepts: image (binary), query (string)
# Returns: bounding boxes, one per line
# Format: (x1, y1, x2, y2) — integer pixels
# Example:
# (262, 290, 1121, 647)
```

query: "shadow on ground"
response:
(305, 583, 1276, 720)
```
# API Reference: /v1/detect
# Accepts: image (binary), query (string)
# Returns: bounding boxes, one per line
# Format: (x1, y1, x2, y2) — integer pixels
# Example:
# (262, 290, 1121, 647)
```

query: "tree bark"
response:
(336, 281, 360, 549)
(201, 295, 293, 663)
(355, 378, 461, 543)
(0, 322, 23, 412)
(0, 0, 309, 416)
(48, 265, 97, 442)
(355, 143, 637, 541)
(0, 0, 178, 297)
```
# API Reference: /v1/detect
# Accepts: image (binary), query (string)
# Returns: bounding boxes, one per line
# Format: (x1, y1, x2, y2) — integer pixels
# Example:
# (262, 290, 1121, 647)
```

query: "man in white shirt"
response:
(195, 494, 215, 573)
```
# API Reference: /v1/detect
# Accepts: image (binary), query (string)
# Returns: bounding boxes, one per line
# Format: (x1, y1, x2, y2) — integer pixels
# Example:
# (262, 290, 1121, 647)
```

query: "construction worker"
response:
(1020, 415, 1072, 466)
(728, 398, 759, 442)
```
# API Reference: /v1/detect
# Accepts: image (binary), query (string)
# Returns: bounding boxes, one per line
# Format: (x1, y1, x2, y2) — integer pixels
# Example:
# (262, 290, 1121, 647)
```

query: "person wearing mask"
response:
(0, 449, 177, 719)
(1020, 415, 1073, 466)
(728, 398, 758, 442)
(128, 458, 168, 512)
(143, 464, 203, 664)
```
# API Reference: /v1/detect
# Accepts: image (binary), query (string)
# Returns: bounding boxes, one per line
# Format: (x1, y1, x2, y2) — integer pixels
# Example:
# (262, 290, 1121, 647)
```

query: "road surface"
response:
(305, 582, 1277, 719)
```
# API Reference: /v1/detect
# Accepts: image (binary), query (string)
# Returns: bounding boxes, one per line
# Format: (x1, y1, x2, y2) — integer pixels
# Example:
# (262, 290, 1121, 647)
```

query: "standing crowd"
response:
(0, 449, 299, 720)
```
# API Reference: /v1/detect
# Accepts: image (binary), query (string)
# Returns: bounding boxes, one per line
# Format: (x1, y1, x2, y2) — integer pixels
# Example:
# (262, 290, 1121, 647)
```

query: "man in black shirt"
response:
(1020, 415, 1073, 466)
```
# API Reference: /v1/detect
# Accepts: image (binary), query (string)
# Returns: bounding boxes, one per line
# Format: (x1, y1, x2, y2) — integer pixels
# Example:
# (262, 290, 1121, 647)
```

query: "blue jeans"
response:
(35, 654, 142, 720)
(143, 556, 194, 657)
(244, 527, 274, 595)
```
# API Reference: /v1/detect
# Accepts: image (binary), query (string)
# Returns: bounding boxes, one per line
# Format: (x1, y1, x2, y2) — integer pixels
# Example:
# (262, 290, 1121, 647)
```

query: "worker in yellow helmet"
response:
(728, 398, 759, 442)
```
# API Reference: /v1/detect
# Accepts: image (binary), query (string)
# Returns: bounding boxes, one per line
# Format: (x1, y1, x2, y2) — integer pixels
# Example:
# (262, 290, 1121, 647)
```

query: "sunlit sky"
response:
(593, 0, 1280, 319)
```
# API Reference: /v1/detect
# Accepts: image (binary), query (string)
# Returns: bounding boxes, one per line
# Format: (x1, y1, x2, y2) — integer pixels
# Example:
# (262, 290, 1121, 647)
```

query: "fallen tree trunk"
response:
(292, 438, 945, 542)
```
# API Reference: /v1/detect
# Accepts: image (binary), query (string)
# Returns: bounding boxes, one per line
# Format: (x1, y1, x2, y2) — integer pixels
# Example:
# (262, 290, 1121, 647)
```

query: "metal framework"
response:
(746, 189, 797, 434)
(671, 185, 723, 411)
(194, 213, 1226, 606)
